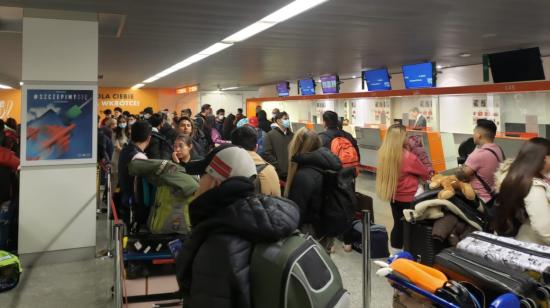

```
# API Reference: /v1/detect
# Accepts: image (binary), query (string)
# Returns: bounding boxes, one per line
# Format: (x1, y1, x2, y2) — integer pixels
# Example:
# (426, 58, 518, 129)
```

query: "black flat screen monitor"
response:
(489, 47, 545, 83)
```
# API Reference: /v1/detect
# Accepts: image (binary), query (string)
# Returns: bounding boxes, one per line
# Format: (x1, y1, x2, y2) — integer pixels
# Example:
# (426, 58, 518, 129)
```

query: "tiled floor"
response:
(0, 172, 397, 308)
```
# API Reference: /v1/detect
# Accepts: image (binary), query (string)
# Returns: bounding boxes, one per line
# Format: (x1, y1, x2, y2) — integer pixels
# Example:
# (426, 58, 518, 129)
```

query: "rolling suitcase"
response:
(434, 248, 548, 307)
(350, 220, 390, 258)
(403, 220, 450, 265)
(457, 232, 550, 283)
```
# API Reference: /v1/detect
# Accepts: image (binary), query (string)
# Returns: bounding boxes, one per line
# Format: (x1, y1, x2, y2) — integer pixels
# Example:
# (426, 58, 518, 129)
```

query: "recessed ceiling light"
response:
(459, 53, 472, 58)
(131, 83, 145, 89)
(19, 81, 24, 86)
(436, 65, 443, 69)
(352, 75, 357, 79)
(0, 84, 13, 89)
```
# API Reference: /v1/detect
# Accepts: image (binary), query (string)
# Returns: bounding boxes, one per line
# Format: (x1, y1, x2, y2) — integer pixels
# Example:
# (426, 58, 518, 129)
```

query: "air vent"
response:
(0, 6, 22, 33)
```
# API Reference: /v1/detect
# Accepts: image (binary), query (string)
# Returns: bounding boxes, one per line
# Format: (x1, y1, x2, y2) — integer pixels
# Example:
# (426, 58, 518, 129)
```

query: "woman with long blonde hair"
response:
(285, 128, 342, 252)
(376, 124, 429, 248)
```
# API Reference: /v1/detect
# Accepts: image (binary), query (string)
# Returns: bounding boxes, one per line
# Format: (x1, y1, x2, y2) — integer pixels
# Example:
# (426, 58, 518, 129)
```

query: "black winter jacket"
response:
(319, 128, 361, 161)
(176, 177, 300, 308)
(145, 131, 173, 160)
(287, 147, 342, 225)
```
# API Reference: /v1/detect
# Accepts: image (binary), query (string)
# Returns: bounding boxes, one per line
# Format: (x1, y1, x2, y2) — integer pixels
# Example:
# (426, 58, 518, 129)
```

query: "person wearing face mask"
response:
(143, 107, 154, 120)
(118, 121, 152, 229)
(128, 115, 137, 126)
(112, 117, 130, 190)
(176, 145, 299, 308)
(262, 111, 293, 180)
(214, 109, 225, 134)
(494, 138, 550, 245)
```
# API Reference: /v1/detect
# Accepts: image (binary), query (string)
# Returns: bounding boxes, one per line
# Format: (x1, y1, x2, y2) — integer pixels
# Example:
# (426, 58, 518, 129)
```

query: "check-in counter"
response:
(494, 132, 538, 158)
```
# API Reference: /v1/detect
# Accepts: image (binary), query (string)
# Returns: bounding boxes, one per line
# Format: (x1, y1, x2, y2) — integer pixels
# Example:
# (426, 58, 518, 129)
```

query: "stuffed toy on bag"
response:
(429, 174, 476, 201)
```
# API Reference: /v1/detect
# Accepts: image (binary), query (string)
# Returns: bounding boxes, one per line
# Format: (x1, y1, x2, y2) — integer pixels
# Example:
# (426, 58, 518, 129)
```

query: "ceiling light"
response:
(459, 53, 472, 58)
(222, 21, 276, 43)
(19, 81, 24, 86)
(352, 75, 357, 79)
(131, 83, 145, 89)
(199, 42, 233, 55)
(139, 0, 331, 84)
(221, 86, 239, 91)
(436, 65, 443, 69)
(261, 0, 329, 23)
(0, 84, 13, 89)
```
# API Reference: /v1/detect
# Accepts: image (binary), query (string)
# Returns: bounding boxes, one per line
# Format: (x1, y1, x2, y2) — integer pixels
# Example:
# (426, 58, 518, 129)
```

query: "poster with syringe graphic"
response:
(26, 89, 94, 161)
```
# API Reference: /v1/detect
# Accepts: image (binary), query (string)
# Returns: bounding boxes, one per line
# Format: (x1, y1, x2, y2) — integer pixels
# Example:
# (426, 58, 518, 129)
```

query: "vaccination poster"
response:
(25, 89, 94, 163)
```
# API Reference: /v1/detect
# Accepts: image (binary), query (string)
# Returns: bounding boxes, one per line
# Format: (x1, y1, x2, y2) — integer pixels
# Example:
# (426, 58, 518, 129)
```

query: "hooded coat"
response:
(287, 147, 342, 226)
(176, 177, 299, 308)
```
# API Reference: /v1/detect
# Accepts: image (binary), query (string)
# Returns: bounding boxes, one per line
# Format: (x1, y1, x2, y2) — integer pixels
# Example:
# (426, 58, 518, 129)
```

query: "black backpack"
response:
(309, 166, 357, 238)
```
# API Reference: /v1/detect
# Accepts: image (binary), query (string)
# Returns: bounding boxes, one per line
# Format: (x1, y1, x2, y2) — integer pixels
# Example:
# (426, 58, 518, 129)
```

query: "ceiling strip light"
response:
(0, 84, 13, 89)
(131, 83, 145, 89)
(138, 0, 330, 85)
(199, 42, 234, 55)
(221, 86, 239, 91)
(222, 21, 276, 43)
(261, 0, 329, 23)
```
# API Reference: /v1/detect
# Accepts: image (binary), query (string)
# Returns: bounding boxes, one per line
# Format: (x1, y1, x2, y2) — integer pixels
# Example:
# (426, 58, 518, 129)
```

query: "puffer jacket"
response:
(287, 147, 342, 226)
(175, 177, 300, 308)
(495, 159, 550, 245)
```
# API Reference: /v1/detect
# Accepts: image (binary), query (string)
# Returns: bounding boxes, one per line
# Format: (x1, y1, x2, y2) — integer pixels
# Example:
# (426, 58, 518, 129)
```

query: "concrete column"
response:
(19, 9, 98, 264)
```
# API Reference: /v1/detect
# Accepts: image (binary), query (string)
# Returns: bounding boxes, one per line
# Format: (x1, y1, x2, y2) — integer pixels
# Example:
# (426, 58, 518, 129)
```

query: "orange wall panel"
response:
(98, 87, 159, 115)
(0, 89, 22, 123)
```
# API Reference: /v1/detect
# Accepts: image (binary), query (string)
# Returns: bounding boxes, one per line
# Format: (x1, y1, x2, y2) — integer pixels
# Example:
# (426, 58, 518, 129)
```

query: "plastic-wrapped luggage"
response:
(457, 232, 550, 283)
(434, 248, 547, 307)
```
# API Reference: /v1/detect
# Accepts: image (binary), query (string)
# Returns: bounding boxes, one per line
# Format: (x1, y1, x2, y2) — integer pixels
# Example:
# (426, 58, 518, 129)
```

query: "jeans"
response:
(390, 200, 410, 249)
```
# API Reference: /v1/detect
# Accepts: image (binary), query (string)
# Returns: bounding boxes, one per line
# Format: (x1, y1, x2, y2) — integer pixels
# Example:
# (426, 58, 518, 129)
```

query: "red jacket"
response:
(0, 147, 19, 171)
(394, 150, 430, 203)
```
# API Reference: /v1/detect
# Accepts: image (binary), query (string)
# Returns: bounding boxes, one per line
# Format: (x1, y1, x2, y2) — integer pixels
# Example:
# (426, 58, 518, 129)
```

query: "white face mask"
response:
(119, 123, 127, 129)
(144, 114, 151, 119)
(218, 115, 224, 120)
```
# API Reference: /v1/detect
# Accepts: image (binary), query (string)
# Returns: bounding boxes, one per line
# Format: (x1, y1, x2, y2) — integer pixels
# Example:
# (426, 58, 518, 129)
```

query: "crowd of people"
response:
(1, 102, 549, 306)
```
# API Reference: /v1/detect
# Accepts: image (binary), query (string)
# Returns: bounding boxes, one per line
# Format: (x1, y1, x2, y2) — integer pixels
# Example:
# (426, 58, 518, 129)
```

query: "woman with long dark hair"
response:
(494, 137, 550, 244)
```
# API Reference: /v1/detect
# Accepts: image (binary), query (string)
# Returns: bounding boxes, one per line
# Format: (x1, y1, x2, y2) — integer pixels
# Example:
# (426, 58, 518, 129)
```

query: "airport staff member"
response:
(410, 107, 427, 129)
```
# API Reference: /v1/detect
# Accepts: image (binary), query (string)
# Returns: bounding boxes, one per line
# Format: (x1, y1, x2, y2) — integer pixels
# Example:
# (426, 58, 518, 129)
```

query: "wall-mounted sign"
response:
(176, 85, 198, 95)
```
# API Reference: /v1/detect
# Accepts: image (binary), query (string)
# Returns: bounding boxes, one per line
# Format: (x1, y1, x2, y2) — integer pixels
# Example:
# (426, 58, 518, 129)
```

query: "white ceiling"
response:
(1, 0, 550, 90)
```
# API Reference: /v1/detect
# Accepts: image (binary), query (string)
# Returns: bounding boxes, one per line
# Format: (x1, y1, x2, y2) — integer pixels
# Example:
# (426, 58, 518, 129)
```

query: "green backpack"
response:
(250, 232, 350, 308)
(148, 185, 193, 234)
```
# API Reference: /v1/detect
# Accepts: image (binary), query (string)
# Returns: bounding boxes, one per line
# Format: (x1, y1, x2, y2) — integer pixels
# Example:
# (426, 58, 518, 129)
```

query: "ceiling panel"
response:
(0, 0, 550, 89)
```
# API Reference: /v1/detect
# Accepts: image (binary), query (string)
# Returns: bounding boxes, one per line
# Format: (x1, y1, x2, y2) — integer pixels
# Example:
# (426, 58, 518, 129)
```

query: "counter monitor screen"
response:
(299, 79, 316, 96)
(276, 81, 290, 97)
(489, 47, 545, 83)
(320, 75, 339, 94)
(402, 62, 436, 89)
(364, 68, 391, 91)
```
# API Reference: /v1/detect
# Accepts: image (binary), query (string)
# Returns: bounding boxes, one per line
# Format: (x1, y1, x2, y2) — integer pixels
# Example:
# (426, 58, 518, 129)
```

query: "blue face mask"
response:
(282, 119, 291, 128)
(119, 123, 127, 129)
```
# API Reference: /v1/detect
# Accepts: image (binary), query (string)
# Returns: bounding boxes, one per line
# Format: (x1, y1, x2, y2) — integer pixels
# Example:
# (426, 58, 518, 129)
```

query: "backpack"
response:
(310, 166, 357, 238)
(148, 185, 193, 234)
(250, 232, 350, 308)
(330, 136, 359, 172)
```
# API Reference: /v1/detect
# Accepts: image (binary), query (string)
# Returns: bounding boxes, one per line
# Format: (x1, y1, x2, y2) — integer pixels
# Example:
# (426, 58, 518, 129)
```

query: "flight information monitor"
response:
(364, 68, 391, 91)
(320, 75, 339, 94)
(299, 79, 316, 96)
(402, 62, 436, 89)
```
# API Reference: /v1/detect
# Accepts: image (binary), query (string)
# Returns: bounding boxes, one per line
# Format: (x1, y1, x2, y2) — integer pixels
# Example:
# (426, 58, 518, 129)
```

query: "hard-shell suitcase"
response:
(457, 232, 550, 283)
(434, 248, 548, 307)
(403, 220, 450, 265)
(350, 220, 390, 258)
